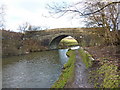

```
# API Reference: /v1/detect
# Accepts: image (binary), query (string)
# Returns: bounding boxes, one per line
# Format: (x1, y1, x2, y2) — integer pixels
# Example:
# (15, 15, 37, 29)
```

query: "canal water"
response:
(2, 49, 68, 88)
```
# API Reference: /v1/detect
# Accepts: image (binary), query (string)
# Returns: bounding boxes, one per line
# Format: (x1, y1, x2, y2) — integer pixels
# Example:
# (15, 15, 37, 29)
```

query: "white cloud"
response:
(1, 0, 84, 31)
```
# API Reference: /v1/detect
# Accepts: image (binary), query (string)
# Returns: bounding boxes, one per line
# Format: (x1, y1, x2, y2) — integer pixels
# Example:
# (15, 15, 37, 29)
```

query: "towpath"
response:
(65, 49, 93, 88)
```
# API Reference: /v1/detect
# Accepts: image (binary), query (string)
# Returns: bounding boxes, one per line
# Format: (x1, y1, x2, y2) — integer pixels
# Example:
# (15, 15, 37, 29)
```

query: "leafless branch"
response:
(83, 2, 120, 16)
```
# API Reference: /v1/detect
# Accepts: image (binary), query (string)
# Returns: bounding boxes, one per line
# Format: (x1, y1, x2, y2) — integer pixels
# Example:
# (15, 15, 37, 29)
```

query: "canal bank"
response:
(51, 47, 94, 88)
(84, 46, 120, 88)
(51, 49, 76, 88)
(65, 49, 93, 88)
(52, 46, 120, 88)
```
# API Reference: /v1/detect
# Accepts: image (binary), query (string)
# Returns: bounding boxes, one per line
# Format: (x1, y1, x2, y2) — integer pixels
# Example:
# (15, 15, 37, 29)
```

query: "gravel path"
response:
(66, 49, 93, 88)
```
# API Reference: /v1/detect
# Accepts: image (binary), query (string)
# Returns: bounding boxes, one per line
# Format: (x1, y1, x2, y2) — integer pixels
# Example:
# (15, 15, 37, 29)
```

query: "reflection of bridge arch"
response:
(49, 34, 80, 49)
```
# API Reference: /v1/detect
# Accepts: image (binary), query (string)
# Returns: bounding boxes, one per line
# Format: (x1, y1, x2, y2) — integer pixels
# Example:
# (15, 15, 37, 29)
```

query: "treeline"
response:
(2, 30, 48, 57)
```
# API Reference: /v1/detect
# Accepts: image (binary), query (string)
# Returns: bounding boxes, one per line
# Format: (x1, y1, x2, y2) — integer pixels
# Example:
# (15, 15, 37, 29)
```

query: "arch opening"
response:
(49, 35, 79, 49)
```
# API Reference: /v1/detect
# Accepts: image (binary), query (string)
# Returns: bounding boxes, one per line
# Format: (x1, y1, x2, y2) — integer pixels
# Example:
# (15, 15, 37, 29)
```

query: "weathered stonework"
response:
(24, 27, 105, 49)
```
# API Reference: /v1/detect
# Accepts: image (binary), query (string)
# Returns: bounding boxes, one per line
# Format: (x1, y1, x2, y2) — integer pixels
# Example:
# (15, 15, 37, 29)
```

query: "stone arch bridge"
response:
(24, 27, 105, 49)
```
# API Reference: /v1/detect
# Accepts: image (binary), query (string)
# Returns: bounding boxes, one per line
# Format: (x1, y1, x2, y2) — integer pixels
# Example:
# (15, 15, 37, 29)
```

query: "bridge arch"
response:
(49, 34, 80, 49)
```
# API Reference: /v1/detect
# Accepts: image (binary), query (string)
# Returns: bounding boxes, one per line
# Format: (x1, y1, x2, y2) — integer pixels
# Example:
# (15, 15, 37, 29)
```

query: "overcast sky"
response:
(0, 0, 86, 32)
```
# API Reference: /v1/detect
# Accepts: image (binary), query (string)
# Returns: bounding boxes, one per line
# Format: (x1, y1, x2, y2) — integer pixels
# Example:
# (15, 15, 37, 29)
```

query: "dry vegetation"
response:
(84, 45, 120, 88)
(2, 30, 48, 57)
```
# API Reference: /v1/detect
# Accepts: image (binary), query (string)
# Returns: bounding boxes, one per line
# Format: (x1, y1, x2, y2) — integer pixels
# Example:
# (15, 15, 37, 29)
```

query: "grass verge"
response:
(78, 48, 92, 68)
(51, 49, 76, 88)
(89, 60, 120, 88)
(79, 47, 120, 88)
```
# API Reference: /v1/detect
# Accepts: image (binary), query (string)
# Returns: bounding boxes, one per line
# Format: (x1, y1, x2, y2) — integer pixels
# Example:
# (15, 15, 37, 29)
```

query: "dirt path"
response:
(66, 49, 93, 88)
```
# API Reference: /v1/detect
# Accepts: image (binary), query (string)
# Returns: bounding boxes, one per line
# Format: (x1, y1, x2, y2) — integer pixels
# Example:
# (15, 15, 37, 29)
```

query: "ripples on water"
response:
(2, 49, 68, 88)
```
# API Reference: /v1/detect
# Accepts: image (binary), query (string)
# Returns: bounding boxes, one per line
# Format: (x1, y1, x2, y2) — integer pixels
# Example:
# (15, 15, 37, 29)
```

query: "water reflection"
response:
(58, 49, 68, 65)
(2, 49, 68, 88)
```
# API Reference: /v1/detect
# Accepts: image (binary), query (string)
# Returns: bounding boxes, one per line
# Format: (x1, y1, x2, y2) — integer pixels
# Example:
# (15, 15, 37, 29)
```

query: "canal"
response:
(2, 49, 68, 88)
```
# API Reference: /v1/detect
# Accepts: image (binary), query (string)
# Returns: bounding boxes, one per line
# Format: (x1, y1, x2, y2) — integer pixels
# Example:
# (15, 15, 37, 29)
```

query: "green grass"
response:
(61, 39, 77, 43)
(59, 38, 78, 47)
(99, 62, 120, 88)
(78, 48, 92, 68)
(89, 60, 120, 88)
(51, 50, 76, 88)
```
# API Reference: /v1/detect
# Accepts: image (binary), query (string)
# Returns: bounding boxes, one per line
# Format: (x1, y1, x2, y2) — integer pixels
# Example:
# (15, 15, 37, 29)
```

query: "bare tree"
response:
(18, 22, 30, 33)
(0, 5, 6, 30)
(83, 2, 120, 45)
(28, 25, 43, 31)
(47, 1, 120, 29)
(47, 1, 120, 45)
(47, 1, 120, 17)
(18, 22, 49, 32)
(27, 25, 49, 31)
